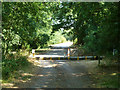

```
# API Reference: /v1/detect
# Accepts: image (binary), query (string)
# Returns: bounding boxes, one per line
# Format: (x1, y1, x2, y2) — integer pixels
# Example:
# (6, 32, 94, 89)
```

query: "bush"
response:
(73, 38, 78, 45)
(2, 53, 28, 80)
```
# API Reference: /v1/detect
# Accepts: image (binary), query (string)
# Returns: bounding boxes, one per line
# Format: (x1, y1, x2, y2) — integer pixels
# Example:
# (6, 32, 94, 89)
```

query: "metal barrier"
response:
(32, 49, 103, 61)
(35, 56, 103, 60)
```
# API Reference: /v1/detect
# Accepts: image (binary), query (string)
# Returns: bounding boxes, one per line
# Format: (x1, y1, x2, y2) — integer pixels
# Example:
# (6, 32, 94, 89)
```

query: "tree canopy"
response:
(51, 2, 119, 56)
(2, 2, 119, 56)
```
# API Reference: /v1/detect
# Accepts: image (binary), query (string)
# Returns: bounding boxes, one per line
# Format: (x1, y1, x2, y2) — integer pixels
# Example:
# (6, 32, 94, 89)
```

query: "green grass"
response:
(92, 61, 119, 88)
(96, 73, 119, 88)
(2, 51, 30, 81)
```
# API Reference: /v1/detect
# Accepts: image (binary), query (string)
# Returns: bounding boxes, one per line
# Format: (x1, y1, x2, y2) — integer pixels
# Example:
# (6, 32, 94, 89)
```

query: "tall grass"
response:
(2, 53, 29, 80)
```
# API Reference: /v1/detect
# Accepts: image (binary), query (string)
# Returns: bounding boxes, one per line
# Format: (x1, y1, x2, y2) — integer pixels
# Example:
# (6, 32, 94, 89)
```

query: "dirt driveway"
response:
(10, 59, 97, 88)
(2, 42, 98, 88)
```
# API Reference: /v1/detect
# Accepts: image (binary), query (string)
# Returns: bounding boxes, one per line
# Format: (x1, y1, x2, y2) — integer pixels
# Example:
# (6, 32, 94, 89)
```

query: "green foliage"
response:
(2, 54, 28, 80)
(48, 30, 66, 45)
(62, 29, 74, 41)
(2, 2, 53, 54)
(73, 38, 78, 45)
(52, 2, 119, 57)
(2, 2, 119, 72)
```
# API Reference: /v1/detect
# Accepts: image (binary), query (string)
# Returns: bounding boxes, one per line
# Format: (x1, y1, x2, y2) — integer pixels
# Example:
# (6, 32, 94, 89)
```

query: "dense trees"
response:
(2, 2, 119, 56)
(52, 2, 119, 56)
(2, 2, 119, 81)
(2, 2, 53, 54)
(1, 2, 119, 80)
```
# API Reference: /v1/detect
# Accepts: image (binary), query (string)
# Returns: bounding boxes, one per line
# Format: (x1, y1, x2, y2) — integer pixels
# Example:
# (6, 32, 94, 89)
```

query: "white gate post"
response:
(32, 49, 35, 58)
(67, 48, 70, 57)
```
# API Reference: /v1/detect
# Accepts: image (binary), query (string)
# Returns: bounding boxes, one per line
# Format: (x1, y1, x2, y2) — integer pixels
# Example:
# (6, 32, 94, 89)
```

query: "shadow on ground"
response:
(8, 59, 97, 88)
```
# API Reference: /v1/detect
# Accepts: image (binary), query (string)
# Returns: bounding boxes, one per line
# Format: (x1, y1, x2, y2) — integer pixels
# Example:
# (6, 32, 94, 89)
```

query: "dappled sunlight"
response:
(37, 64, 58, 68)
(46, 72, 51, 74)
(58, 74, 62, 75)
(2, 59, 98, 88)
(2, 56, 99, 88)
(19, 80, 27, 83)
(36, 72, 52, 77)
(2, 83, 19, 88)
(2, 2, 118, 88)
(2, 83, 14, 87)
(42, 85, 48, 88)
(72, 73, 86, 77)
(58, 61, 66, 64)
(37, 74, 44, 77)
(20, 71, 53, 78)
(45, 74, 52, 77)
(110, 73, 117, 76)
(45, 82, 49, 84)
(21, 73, 34, 77)
(31, 59, 66, 68)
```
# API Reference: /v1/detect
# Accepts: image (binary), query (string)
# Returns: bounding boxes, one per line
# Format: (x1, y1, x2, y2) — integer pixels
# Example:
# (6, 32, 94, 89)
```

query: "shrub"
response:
(2, 53, 28, 80)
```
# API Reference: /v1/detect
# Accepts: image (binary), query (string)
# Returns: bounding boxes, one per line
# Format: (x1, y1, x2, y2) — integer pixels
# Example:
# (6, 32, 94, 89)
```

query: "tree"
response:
(2, 2, 53, 54)
(51, 2, 119, 56)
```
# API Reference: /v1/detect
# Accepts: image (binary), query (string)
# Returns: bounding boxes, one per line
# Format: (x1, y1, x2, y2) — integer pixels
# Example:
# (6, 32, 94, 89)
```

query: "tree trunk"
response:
(77, 36, 84, 45)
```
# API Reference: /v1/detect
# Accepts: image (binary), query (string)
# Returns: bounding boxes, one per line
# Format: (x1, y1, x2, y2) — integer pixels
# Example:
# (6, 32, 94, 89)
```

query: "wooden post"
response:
(98, 56, 100, 66)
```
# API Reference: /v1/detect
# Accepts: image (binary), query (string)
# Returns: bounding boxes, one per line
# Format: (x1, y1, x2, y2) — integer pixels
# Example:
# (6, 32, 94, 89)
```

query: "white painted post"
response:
(67, 48, 70, 57)
(32, 49, 35, 58)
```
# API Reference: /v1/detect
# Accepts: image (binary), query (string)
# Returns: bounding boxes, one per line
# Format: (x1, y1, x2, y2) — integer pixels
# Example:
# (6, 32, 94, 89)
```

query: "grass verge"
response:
(90, 59, 119, 88)
(2, 50, 31, 83)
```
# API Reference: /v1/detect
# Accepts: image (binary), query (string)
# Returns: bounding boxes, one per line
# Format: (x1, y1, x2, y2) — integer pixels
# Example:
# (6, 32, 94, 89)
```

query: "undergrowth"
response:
(2, 53, 29, 80)
(92, 57, 119, 88)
